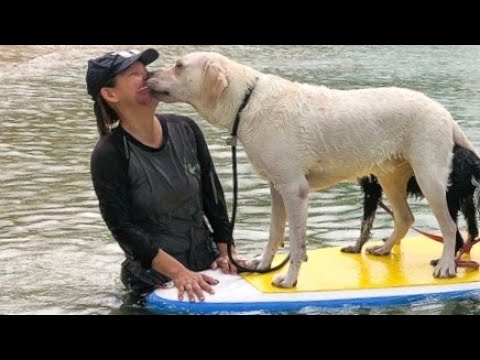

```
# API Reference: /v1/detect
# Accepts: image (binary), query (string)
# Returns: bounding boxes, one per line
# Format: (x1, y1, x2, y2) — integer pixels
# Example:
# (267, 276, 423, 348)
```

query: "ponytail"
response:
(93, 78, 119, 137)
(94, 98, 119, 136)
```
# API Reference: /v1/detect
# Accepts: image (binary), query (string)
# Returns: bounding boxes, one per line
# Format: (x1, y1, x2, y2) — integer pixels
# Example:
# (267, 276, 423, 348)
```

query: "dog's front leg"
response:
(342, 176, 384, 254)
(253, 183, 287, 271)
(271, 178, 309, 288)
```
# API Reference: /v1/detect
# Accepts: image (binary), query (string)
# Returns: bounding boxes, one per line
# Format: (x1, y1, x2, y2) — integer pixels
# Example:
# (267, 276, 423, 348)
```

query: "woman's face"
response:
(105, 61, 158, 107)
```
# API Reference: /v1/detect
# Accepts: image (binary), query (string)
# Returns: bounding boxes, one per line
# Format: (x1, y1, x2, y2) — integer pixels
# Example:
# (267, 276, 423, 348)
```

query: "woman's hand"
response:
(211, 243, 249, 274)
(152, 250, 219, 303)
(172, 270, 219, 303)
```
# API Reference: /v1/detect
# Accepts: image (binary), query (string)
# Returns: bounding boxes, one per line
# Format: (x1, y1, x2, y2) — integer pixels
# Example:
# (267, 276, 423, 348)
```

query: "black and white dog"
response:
(342, 145, 480, 260)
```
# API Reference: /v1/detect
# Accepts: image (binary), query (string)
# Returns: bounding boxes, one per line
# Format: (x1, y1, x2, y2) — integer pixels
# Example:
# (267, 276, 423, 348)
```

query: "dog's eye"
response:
(175, 61, 184, 69)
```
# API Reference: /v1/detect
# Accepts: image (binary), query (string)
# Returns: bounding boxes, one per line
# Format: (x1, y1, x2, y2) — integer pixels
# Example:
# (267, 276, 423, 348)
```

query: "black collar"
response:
(227, 79, 258, 146)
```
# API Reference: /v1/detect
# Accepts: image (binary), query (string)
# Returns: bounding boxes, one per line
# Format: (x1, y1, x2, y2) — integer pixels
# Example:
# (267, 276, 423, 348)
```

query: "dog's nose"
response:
(146, 78, 160, 90)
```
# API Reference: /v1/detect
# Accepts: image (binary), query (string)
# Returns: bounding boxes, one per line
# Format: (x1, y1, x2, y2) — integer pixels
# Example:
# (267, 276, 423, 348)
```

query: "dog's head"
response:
(147, 52, 230, 109)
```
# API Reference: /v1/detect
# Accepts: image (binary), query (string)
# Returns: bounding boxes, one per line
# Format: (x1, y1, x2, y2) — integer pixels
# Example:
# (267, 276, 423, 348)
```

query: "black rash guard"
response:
(91, 114, 233, 293)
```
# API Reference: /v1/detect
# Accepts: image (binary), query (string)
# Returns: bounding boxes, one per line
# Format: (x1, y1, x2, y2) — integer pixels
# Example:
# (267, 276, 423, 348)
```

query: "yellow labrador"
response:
(147, 52, 479, 288)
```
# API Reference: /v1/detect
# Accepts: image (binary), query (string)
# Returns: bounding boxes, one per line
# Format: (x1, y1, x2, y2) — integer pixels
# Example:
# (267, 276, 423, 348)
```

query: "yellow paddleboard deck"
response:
(147, 236, 480, 314)
(243, 235, 480, 293)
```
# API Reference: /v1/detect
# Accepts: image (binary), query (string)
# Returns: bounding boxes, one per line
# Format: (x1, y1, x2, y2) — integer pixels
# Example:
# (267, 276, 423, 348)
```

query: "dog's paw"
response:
(244, 259, 270, 272)
(245, 259, 261, 271)
(433, 258, 457, 278)
(341, 245, 361, 254)
(366, 245, 391, 256)
(272, 274, 297, 288)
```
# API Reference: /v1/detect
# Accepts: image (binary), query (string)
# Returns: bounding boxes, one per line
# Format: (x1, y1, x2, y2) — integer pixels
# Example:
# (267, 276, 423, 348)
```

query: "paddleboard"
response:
(145, 236, 480, 314)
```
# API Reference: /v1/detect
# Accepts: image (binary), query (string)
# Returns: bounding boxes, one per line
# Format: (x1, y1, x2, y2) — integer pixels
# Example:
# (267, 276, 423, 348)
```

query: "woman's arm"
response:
(186, 118, 234, 245)
(90, 136, 159, 269)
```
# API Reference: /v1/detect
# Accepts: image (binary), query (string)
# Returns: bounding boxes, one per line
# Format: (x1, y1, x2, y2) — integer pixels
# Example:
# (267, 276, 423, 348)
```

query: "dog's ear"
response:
(204, 61, 229, 100)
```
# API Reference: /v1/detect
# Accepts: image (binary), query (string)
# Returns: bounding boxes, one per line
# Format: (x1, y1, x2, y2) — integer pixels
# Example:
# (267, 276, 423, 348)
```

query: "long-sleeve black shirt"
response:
(90, 114, 233, 269)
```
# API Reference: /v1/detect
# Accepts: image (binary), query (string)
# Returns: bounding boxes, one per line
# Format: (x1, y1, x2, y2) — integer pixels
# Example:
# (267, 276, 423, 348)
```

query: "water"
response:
(1, 45, 480, 315)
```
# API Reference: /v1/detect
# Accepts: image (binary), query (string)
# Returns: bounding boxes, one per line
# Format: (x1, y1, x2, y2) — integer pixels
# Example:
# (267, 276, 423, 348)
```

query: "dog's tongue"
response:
(136, 87, 154, 106)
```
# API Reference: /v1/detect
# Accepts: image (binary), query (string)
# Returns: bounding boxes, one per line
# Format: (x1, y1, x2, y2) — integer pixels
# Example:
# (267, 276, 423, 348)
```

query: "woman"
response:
(87, 48, 243, 303)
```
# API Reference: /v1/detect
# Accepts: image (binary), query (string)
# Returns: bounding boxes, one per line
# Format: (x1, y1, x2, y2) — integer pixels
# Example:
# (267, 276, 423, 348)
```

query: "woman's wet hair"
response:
(93, 77, 119, 136)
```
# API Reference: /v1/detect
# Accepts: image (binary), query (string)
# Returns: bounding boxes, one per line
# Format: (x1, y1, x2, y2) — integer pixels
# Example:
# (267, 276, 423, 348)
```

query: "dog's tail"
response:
(453, 121, 480, 159)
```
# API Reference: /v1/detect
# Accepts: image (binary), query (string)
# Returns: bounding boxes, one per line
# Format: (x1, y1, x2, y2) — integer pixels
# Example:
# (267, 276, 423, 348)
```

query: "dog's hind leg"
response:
(463, 198, 479, 243)
(251, 183, 287, 270)
(430, 186, 464, 266)
(461, 197, 480, 255)
(341, 176, 383, 254)
(461, 154, 480, 253)
(367, 168, 414, 256)
(455, 174, 479, 255)
(269, 176, 310, 288)
(455, 195, 480, 256)
(411, 159, 458, 278)
(447, 185, 465, 254)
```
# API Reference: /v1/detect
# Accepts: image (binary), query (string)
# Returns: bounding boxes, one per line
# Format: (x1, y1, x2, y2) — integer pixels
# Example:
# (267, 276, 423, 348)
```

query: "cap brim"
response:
(138, 48, 159, 66)
(115, 48, 159, 74)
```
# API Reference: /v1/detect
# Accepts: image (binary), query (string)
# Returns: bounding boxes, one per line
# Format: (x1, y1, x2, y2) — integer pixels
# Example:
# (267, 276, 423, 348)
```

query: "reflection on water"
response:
(1, 45, 480, 314)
